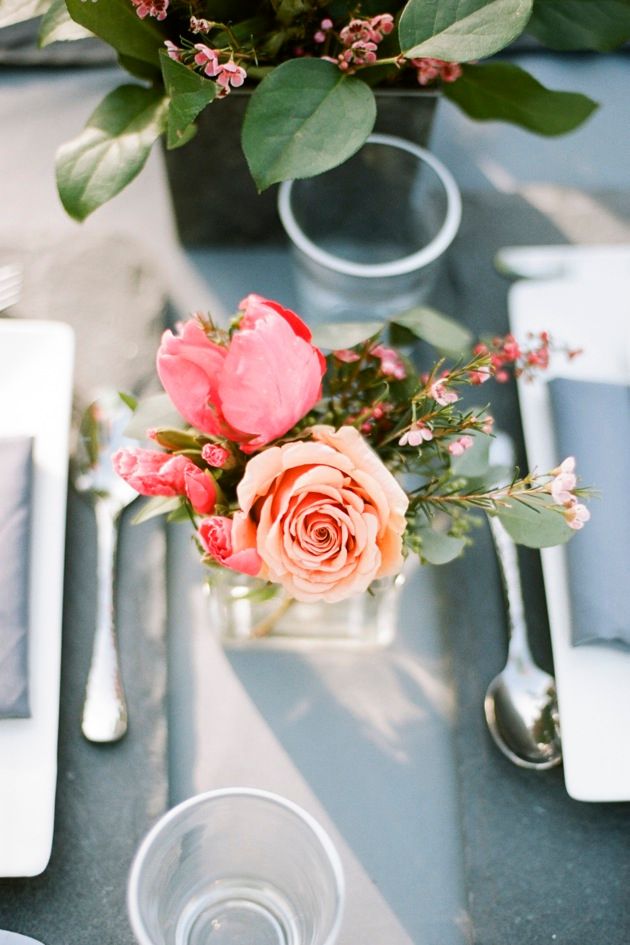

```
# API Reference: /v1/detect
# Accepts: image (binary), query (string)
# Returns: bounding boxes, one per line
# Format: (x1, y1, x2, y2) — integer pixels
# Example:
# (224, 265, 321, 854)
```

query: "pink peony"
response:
(198, 515, 262, 576)
(113, 446, 216, 515)
(157, 304, 325, 451)
(232, 425, 409, 602)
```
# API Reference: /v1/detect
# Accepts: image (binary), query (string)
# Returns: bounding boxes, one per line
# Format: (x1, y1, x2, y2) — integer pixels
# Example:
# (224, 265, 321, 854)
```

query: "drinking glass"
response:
(277, 133, 461, 326)
(127, 788, 345, 945)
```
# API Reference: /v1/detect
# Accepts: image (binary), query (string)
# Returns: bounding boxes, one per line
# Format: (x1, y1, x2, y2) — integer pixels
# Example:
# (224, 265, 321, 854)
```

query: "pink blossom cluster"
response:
(130, 0, 168, 21)
(411, 58, 462, 86)
(193, 44, 247, 96)
(333, 344, 407, 380)
(549, 457, 591, 530)
(429, 378, 459, 406)
(323, 13, 394, 73)
(473, 331, 581, 384)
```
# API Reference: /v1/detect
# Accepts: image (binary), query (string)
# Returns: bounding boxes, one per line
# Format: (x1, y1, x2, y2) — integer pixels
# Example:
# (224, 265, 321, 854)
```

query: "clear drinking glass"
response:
(127, 788, 345, 945)
(277, 133, 462, 326)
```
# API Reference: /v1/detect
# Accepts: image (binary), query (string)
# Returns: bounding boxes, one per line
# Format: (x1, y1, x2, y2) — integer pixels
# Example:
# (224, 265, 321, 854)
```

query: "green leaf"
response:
(495, 496, 573, 548)
(444, 62, 598, 135)
(390, 306, 472, 357)
(451, 430, 491, 478)
(132, 495, 181, 525)
(65, 0, 164, 65)
(38, 0, 91, 45)
(118, 391, 138, 412)
(311, 320, 384, 350)
(528, 0, 630, 51)
(0, 0, 51, 27)
(118, 53, 162, 83)
(418, 526, 466, 565)
(159, 50, 217, 151)
(124, 392, 183, 440)
(399, 0, 533, 61)
(55, 84, 168, 221)
(242, 59, 377, 191)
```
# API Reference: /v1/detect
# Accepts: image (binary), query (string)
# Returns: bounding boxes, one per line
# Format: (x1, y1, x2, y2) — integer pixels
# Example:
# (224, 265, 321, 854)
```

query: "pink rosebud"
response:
(113, 447, 216, 515)
(199, 515, 262, 576)
(183, 464, 217, 514)
(201, 443, 231, 468)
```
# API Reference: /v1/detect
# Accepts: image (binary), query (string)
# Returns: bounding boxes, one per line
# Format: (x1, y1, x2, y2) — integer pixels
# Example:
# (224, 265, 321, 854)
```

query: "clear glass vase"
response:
(206, 569, 406, 649)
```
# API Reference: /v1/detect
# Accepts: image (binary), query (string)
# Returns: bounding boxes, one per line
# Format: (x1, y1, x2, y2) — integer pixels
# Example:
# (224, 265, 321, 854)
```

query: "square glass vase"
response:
(206, 569, 406, 649)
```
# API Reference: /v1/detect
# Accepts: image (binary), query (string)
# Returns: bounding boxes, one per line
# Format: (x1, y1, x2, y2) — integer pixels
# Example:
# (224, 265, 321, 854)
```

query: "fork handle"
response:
(81, 498, 128, 742)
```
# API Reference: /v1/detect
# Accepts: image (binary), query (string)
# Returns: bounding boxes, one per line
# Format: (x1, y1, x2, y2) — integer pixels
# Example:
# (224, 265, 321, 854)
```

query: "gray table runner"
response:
(549, 377, 630, 648)
(0, 437, 33, 718)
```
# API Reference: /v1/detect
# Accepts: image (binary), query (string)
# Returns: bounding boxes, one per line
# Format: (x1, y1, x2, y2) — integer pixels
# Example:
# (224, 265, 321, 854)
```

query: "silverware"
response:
(73, 392, 137, 743)
(0, 932, 46, 945)
(0, 264, 22, 312)
(483, 433, 562, 770)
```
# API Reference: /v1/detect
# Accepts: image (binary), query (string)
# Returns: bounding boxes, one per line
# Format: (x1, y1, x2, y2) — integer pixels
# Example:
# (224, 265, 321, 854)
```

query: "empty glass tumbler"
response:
(127, 788, 345, 945)
(277, 133, 461, 325)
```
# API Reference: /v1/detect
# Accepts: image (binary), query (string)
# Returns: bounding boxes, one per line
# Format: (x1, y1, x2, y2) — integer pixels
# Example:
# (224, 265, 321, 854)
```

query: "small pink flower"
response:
(164, 40, 181, 61)
(340, 18, 378, 45)
(190, 16, 211, 33)
(429, 380, 459, 406)
(550, 456, 577, 505)
(333, 349, 361, 364)
(481, 415, 495, 435)
(440, 62, 463, 83)
(349, 39, 378, 64)
(564, 501, 591, 530)
(193, 43, 219, 77)
(314, 30, 327, 43)
(448, 435, 474, 457)
(131, 0, 168, 20)
(320, 18, 333, 30)
(412, 57, 462, 86)
(370, 344, 407, 380)
(399, 423, 433, 448)
(215, 61, 247, 90)
(199, 515, 262, 576)
(202, 443, 232, 468)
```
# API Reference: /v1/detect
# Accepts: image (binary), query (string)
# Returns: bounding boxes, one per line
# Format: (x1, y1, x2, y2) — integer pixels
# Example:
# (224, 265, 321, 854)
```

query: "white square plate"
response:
(509, 273, 630, 802)
(0, 319, 74, 874)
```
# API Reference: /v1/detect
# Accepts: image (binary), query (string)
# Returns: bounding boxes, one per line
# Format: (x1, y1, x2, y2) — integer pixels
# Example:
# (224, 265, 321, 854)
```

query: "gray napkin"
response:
(548, 377, 630, 648)
(0, 436, 33, 717)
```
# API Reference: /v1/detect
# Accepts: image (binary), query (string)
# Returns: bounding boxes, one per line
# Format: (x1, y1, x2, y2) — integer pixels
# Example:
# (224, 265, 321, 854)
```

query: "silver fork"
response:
(0, 265, 23, 313)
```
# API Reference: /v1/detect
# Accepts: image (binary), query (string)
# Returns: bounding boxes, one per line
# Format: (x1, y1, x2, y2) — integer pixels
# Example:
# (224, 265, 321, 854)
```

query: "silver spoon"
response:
(484, 434, 562, 770)
(73, 392, 137, 743)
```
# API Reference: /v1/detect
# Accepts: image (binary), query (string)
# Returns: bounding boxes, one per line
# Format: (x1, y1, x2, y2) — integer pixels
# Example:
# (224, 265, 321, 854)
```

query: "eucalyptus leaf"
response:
(38, 0, 91, 46)
(311, 320, 384, 350)
(0, 0, 51, 28)
(124, 392, 183, 440)
(160, 50, 217, 150)
(450, 431, 491, 478)
(418, 526, 466, 565)
(528, 0, 630, 51)
(242, 59, 376, 191)
(66, 0, 164, 65)
(444, 62, 598, 135)
(55, 84, 168, 221)
(132, 495, 181, 526)
(390, 306, 472, 356)
(399, 0, 533, 61)
(495, 496, 573, 548)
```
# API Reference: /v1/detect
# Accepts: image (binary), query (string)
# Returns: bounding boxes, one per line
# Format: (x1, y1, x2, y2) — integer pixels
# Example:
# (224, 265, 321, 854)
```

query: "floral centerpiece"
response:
(2, 0, 626, 221)
(114, 293, 588, 640)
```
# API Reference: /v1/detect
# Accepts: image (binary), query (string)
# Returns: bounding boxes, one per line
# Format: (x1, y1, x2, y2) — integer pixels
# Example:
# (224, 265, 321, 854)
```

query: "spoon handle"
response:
(82, 498, 128, 743)
(488, 515, 532, 664)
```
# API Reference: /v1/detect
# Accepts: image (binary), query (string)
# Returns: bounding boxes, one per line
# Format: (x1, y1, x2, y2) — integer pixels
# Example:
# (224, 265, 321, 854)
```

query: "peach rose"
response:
(232, 425, 409, 602)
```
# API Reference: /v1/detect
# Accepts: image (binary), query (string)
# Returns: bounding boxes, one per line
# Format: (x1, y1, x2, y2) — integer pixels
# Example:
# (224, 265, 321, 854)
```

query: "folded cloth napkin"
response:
(548, 377, 630, 648)
(0, 436, 33, 717)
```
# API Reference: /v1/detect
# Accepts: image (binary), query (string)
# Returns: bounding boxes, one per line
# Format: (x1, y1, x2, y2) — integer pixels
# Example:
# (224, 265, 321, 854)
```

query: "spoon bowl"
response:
(484, 661, 562, 769)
